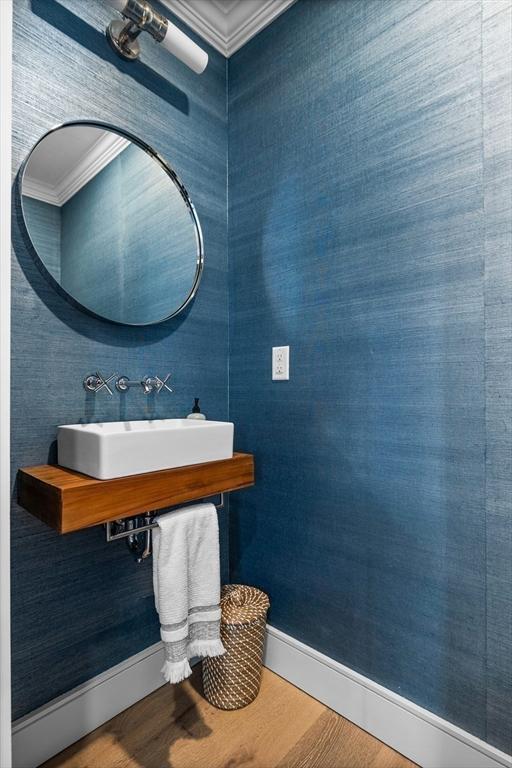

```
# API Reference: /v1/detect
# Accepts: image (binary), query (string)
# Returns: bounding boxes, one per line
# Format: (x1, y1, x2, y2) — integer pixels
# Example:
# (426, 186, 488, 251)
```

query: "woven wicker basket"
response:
(202, 584, 270, 710)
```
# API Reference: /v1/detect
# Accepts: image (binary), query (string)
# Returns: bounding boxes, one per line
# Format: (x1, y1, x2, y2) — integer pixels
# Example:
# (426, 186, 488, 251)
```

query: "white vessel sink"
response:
(57, 419, 234, 480)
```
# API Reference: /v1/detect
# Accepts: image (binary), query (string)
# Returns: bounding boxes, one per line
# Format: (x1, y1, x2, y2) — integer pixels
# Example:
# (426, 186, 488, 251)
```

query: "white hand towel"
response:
(152, 502, 225, 684)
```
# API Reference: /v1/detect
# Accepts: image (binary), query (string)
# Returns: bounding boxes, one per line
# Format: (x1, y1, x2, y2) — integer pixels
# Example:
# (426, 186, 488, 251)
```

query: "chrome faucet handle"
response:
(141, 375, 157, 394)
(83, 372, 117, 395)
(155, 373, 173, 394)
(140, 374, 172, 394)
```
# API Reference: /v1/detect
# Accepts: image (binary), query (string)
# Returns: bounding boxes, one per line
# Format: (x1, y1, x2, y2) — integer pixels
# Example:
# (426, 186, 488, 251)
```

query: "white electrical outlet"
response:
(272, 346, 289, 380)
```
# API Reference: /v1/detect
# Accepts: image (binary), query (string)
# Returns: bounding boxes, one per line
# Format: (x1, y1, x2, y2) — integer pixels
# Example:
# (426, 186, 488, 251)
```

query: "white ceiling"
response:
(25, 127, 101, 191)
(161, 0, 296, 57)
(23, 127, 129, 206)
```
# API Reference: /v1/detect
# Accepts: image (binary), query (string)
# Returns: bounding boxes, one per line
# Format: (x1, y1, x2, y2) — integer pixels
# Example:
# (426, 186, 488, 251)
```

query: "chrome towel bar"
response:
(105, 493, 225, 562)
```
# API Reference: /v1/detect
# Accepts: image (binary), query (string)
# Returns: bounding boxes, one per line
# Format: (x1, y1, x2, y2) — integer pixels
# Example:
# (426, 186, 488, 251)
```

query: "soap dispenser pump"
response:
(187, 397, 206, 420)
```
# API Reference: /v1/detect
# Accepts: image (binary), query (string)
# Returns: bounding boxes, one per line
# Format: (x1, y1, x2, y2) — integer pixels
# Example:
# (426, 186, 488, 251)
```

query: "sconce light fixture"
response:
(106, 0, 208, 73)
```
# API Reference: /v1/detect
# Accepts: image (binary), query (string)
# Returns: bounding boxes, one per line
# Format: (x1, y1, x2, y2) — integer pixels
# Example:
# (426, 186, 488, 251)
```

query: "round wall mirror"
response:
(20, 122, 203, 325)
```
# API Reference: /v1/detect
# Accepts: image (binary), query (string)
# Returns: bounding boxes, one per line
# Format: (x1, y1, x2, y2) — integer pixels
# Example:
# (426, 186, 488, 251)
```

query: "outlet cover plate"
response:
(272, 346, 289, 380)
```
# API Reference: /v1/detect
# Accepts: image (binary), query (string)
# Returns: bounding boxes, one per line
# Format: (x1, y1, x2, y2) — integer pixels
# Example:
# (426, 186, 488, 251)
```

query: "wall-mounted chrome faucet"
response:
(83, 373, 172, 395)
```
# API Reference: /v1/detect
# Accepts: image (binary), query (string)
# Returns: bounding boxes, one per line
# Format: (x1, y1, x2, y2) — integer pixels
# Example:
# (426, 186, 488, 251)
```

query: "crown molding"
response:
(227, 0, 296, 55)
(161, 0, 296, 57)
(21, 178, 60, 207)
(211, 0, 239, 15)
(56, 134, 129, 206)
(23, 134, 129, 207)
(164, 0, 227, 55)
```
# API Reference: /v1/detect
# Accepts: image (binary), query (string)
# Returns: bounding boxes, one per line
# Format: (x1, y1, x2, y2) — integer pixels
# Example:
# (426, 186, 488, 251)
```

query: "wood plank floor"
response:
(41, 668, 419, 768)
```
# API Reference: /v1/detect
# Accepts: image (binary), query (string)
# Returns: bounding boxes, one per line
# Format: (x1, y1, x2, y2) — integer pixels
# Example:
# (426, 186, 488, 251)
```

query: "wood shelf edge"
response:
(18, 452, 254, 534)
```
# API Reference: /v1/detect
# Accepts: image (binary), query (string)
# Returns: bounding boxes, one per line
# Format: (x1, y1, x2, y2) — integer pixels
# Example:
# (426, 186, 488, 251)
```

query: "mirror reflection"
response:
(21, 123, 202, 325)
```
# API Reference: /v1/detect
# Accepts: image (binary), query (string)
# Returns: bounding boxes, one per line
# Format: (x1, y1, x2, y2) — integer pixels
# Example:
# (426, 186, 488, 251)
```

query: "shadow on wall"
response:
(12, 177, 195, 347)
(30, 0, 189, 115)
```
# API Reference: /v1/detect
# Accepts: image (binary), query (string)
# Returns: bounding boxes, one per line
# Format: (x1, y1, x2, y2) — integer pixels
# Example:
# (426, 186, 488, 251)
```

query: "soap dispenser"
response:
(187, 398, 206, 420)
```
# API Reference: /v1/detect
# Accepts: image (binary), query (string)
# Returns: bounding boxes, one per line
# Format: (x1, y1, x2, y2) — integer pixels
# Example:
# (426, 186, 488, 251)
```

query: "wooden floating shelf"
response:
(18, 452, 254, 534)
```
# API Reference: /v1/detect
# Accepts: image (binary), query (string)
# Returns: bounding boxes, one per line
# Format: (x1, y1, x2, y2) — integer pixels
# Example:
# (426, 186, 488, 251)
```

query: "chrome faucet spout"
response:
(115, 373, 172, 394)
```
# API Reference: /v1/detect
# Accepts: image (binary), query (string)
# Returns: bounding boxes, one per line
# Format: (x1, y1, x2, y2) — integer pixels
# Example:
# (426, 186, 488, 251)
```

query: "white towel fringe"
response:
(161, 658, 193, 684)
(187, 638, 225, 659)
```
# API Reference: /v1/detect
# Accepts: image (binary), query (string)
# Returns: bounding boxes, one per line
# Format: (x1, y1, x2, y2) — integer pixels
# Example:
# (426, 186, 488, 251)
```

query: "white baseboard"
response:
(12, 627, 512, 768)
(264, 625, 512, 768)
(12, 642, 166, 768)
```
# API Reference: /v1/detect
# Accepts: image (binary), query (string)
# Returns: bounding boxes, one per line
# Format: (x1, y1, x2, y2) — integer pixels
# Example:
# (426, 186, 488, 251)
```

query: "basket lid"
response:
(220, 584, 269, 625)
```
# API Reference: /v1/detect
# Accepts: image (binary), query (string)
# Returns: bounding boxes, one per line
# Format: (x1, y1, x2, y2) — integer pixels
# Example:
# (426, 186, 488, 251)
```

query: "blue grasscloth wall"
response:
(11, 0, 227, 719)
(228, 0, 511, 754)
(60, 143, 197, 323)
(23, 143, 197, 325)
(20, 197, 61, 281)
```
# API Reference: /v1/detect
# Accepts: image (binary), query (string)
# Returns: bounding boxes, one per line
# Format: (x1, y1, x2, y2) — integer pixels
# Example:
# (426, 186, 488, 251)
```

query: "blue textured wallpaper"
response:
(228, 0, 511, 753)
(60, 142, 198, 323)
(482, 0, 512, 751)
(21, 196, 61, 281)
(11, 0, 227, 719)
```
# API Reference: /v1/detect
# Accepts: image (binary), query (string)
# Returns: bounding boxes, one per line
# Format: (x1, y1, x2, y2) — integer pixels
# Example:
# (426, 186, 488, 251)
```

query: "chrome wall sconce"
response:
(106, 0, 208, 73)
